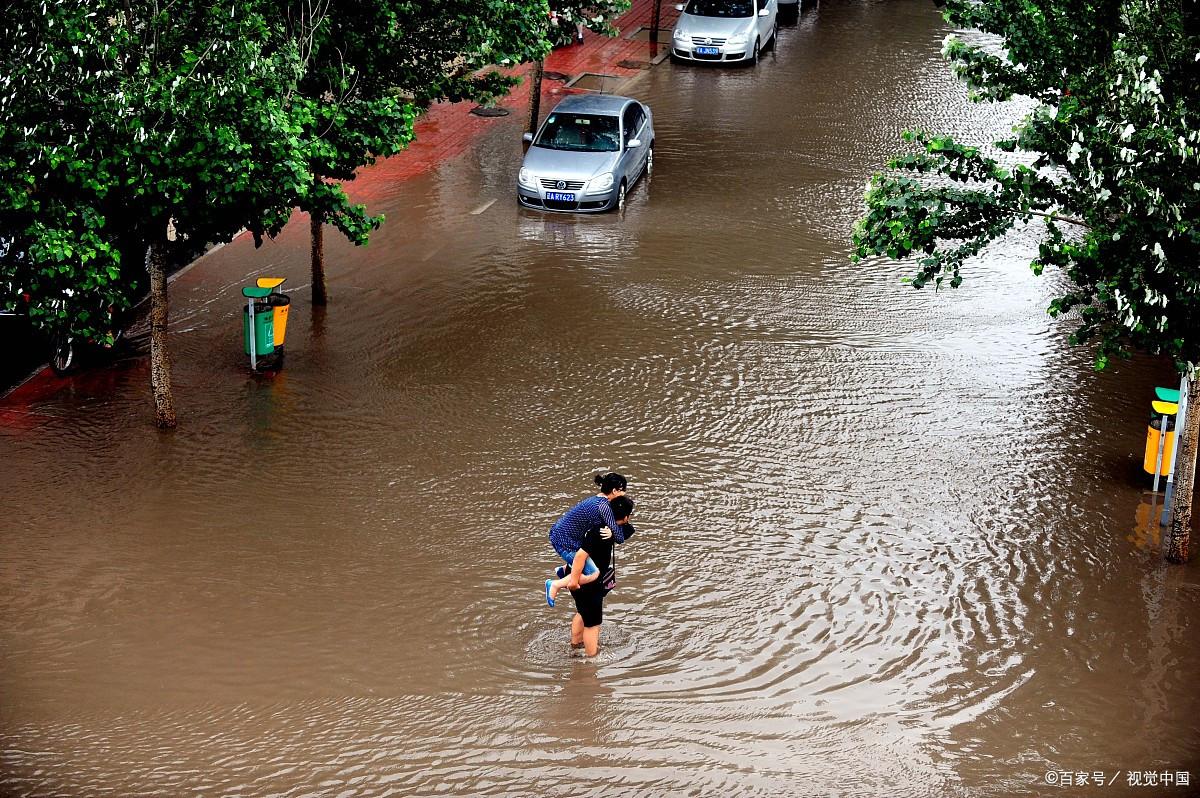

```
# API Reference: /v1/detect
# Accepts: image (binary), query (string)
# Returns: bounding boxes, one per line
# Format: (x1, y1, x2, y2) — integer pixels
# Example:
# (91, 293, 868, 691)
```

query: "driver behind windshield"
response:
(535, 114, 620, 152)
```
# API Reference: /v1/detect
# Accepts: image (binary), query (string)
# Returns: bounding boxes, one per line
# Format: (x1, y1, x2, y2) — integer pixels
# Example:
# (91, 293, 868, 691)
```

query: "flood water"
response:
(3, 1, 1199, 795)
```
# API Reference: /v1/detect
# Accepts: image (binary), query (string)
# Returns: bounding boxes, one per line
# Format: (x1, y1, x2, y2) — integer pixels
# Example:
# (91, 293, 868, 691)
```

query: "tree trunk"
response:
(147, 239, 177, 429)
(311, 211, 327, 306)
(528, 58, 544, 137)
(651, 0, 663, 51)
(1167, 376, 1197, 562)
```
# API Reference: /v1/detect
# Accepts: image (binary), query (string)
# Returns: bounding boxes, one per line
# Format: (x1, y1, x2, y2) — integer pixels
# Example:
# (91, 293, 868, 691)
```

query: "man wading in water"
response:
(566, 495, 634, 657)
(544, 473, 632, 606)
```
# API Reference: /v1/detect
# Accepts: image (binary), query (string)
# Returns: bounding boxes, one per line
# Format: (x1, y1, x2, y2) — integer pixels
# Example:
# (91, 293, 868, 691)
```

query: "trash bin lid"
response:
(1152, 400, 1179, 415)
(1156, 387, 1181, 403)
(242, 286, 273, 298)
(256, 277, 287, 290)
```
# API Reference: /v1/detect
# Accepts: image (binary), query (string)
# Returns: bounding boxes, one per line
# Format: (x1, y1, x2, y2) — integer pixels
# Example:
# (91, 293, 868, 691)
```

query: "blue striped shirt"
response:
(549, 495, 626, 552)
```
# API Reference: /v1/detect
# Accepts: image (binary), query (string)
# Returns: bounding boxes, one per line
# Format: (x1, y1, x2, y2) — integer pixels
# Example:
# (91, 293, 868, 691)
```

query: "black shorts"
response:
(571, 587, 604, 628)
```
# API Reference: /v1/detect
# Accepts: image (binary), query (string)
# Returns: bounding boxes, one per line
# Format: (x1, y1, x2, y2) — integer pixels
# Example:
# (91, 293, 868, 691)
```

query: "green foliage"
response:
(853, 0, 1200, 372)
(549, 0, 632, 46)
(0, 0, 568, 342)
(1, 1, 310, 342)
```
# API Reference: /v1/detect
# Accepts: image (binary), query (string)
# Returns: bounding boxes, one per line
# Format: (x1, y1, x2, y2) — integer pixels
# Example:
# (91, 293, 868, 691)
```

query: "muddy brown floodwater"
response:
(3, 2, 1199, 796)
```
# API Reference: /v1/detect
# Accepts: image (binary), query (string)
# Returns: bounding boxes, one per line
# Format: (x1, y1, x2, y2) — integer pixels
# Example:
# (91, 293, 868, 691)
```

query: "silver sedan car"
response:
(517, 94, 654, 213)
(671, 0, 778, 64)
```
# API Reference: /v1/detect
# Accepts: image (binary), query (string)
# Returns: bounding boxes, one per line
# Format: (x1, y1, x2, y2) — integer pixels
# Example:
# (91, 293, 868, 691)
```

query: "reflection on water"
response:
(3, 1, 1199, 795)
(1129, 495, 1164, 553)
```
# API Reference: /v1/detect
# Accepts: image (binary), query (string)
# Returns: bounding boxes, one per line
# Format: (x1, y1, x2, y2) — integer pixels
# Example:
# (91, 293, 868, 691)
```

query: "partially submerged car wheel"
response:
(616, 181, 627, 213)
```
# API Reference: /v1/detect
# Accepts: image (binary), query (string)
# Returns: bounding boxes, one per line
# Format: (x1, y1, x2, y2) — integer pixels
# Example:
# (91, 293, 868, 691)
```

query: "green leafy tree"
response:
(852, 0, 1200, 560)
(2, 1, 557, 421)
(1, 2, 314, 427)
(293, 0, 552, 305)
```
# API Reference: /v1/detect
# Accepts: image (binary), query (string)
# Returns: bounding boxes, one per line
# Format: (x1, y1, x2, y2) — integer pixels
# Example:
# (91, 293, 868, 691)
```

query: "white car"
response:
(671, 0, 778, 64)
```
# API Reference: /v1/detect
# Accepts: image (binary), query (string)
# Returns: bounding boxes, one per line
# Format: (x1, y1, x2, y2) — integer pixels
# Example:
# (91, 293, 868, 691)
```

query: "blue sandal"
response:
(545, 579, 555, 607)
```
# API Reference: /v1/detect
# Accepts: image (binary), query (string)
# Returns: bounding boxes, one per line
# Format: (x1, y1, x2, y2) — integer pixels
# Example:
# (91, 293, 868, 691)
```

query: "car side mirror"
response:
(675, 3, 684, 10)
(627, 138, 642, 149)
(522, 132, 534, 143)
(758, 7, 769, 15)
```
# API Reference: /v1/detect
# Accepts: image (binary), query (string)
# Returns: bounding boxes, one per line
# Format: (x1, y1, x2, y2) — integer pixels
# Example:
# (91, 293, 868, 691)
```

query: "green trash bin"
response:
(241, 288, 275, 357)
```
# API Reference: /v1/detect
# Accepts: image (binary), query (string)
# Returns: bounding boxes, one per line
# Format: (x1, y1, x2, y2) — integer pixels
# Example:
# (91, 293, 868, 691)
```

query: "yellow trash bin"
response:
(256, 277, 290, 348)
(1143, 400, 1178, 476)
(267, 293, 290, 347)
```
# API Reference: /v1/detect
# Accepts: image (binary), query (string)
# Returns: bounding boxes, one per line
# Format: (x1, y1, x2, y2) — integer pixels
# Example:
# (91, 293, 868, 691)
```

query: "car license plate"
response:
(545, 191, 575, 202)
(695, 46, 720, 55)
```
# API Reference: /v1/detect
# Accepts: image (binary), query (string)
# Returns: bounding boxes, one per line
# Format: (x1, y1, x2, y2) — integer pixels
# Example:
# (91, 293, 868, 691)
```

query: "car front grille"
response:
(691, 36, 726, 45)
(544, 199, 578, 211)
(539, 179, 586, 190)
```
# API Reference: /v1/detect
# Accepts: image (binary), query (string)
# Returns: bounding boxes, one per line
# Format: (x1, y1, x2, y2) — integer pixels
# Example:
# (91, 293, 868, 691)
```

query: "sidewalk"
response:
(0, 0, 680, 423)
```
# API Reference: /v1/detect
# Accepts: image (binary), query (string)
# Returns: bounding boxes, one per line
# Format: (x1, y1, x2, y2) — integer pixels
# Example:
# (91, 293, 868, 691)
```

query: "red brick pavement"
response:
(1, 0, 681, 414)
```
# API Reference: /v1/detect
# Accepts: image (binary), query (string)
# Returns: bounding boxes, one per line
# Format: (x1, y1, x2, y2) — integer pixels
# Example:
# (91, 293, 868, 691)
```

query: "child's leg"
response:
(552, 543, 597, 576)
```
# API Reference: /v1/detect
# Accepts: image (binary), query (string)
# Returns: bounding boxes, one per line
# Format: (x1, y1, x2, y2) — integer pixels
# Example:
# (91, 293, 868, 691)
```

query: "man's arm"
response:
(568, 547, 589, 590)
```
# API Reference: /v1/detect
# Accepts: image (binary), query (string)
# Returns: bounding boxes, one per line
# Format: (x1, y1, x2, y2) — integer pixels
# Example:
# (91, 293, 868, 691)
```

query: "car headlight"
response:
(727, 32, 749, 45)
(672, 28, 687, 40)
(518, 167, 538, 188)
(589, 173, 615, 191)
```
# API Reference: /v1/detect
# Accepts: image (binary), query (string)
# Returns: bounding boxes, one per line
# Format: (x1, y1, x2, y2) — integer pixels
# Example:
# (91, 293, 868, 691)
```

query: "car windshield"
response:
(534, 113, 620, 152)
(684, 0, 753, 17)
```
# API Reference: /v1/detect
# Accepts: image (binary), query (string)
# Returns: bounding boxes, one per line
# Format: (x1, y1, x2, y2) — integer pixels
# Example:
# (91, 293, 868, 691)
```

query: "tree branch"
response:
(1027, 209, 1087, 227)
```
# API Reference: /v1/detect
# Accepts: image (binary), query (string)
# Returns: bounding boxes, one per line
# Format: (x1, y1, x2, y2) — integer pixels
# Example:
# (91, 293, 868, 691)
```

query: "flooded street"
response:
(3, 1, 1199, 795)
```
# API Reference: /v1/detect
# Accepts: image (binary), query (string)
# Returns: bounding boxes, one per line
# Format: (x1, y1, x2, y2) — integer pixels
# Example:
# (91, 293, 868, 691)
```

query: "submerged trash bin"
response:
(1144, 400, 1178, 477)
(241, 286, 275, 360)
(265, 292, 290, 348)
(242, 301, 275, 357)
(255, 277, 290, 349)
